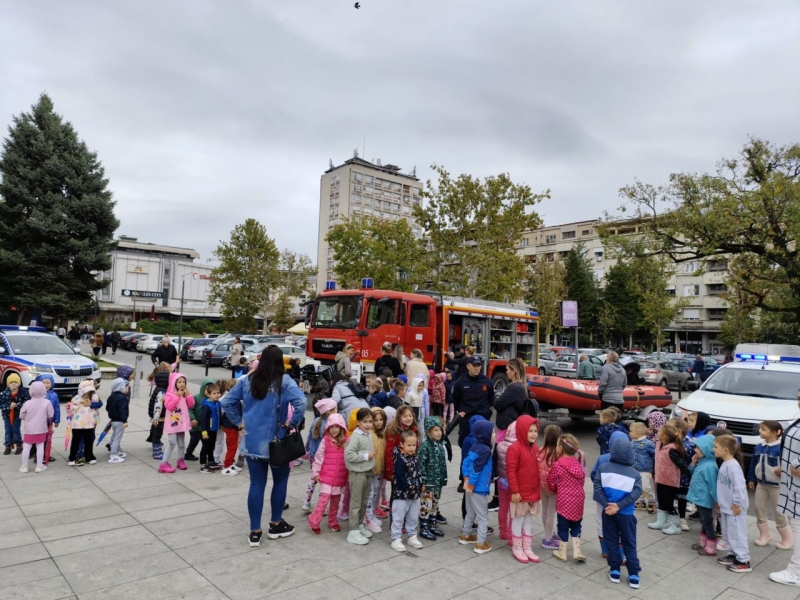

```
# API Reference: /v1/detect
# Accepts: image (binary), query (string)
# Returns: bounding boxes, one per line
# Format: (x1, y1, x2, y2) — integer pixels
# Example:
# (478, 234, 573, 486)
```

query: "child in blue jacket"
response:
(686, 435, 718, 556)
(594, 437, 643, 589)
(460, 420, 495, 555)
(747, 420, 791, 549)
(597, 408, 628, 455)
(591, 430, 629, 558)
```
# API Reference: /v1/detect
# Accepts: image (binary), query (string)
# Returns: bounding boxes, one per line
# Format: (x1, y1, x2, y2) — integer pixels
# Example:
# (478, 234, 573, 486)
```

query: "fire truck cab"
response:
(306, 282, 539, 394)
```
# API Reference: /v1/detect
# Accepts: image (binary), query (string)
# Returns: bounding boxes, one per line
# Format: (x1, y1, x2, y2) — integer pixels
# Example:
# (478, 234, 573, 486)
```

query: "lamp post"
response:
(178, 271, 193, 353)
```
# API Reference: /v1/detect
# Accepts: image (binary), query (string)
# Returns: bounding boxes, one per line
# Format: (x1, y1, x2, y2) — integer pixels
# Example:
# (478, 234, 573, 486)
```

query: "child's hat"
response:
(78, 380, 96, 395)
(5, 373, 21, 386)
(424, 416, 443, 432)
(315, 397, 337, 414)
(116, 365, 134, 380)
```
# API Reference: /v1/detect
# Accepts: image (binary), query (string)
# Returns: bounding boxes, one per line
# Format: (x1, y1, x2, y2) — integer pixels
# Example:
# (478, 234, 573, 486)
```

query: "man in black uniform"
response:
(452, 356, 494, 449)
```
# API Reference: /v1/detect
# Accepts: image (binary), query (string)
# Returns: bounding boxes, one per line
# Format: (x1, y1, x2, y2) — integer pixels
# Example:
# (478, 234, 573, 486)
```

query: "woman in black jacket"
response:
(494, 358, 534, 434)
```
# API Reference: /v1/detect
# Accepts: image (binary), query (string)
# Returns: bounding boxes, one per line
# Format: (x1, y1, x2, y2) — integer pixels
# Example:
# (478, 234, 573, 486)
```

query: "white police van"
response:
(0, 326, 101, 400)
(674, 345, 800, 456)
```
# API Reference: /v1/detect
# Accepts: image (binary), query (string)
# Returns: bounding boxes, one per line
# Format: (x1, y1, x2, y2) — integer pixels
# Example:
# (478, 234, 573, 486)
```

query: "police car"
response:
(0, 326, 101, 400)
(674, 348, 800, 456)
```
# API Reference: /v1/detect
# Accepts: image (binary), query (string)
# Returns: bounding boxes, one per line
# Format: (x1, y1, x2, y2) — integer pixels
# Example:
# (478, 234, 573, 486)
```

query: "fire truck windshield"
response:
(311, 295, 362, 329)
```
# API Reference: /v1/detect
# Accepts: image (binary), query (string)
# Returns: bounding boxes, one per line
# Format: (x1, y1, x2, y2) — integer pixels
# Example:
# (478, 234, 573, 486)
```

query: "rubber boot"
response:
(699, 534, 717, 556)
(553, 540, 569, 561)
(599, 536, 609, 557)
(571, 537, 587, 562)
(429, 520, 444, 537)
(755, 522, 773, 547)
(152, 443, 163, 460)
(512, 536, 529, 563)
(692, 533, 707, 551)
(662, 513, 682, 535)
(420, 519, 436, 541)
(522, 534, 540, 563)
(648, 510, 669, 530)
(777, 526, 794, 550)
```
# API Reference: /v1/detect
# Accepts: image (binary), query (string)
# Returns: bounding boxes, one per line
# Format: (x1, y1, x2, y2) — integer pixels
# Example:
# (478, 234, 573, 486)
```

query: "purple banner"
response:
(562, 300, 578, 327)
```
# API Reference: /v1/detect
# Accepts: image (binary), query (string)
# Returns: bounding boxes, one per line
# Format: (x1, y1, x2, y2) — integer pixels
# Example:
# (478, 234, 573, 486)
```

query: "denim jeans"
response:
(246, 457, 290, 531)
(3, 414, 22, 446)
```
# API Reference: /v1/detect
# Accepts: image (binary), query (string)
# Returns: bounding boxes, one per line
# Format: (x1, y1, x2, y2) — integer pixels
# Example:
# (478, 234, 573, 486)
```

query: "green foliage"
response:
(525, 260, 566, 344)
(0, 93, 119, 323)
(188, 319, 214, 334)
(413, 165, 547, 301)
(563, 242, 599, 332)
(326, 215, 426, 291)
(601, 262, 644, 343)
(270, 294, 295, 333)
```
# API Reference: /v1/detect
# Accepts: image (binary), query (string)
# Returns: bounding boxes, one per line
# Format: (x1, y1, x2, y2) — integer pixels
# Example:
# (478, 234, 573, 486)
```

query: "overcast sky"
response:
(2, 1, 799, 266)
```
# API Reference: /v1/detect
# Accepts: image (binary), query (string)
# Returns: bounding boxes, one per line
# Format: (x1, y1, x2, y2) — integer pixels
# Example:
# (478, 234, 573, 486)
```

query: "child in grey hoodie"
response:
(714, 435, 750, 573)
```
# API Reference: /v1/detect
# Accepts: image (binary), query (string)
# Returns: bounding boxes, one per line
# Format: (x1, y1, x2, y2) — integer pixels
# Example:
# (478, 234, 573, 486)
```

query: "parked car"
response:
(553, 353, 605, 379)
(120, 333, 147, 350)
(183, 338, 216, 361)
(577, 348, 605, 357)
(622, 350, 647, 357)
(138, 335, 167, 354)
(203, 339, 257, 368)
(537, 350, 559, 375)
(244, 343, 307, 367)
(639, 360, 691, 390)
(694, 357, 722, 382)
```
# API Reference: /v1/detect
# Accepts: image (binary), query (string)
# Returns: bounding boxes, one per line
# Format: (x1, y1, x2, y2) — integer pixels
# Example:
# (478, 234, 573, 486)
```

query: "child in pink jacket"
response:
(19, 381, 54, 473)
(547, 433, 587, 563)
(159, 372, 195, 474)
(308, 414, 349, 534)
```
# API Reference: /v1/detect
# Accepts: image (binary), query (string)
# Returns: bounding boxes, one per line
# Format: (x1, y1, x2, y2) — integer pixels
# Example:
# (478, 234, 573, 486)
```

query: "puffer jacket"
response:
(593, 437, 642, 516)
(311, 414, 349, 487)
(384, 423, 419, 482)
(748, 440, 781, 486)
(687, 435, 718, 509)
(497, 421, 517, 479)
(598, 361, 627, 405)
(505, 415, 541, 502)
(654, 442, 681, 488)
(419, 419, 448, 492)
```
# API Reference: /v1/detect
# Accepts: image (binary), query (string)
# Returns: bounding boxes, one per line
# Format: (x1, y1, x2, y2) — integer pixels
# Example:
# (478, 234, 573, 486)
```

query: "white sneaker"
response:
(231, 465, 242, 472)
(338, 513, 349, 521)
(35, 465, 47, 473)
(118, 451, 127, 458)
(19, 466, 28, 473)
(346, 530, 369, 545)
(88, 460, 97, 465)
(407, 535, 424, 549)
(680, 519, 690, 531)
(391, 539, 406, 552)
(365, 519, 382, 534)
(770, 570, 800, 586)
(302, 502, 312, 513)
(717, 539, 729, 552)
(358, 524, 373, 539)
(221, 466, 238, 476)
(108, 456, 125, 464)
(67, 461, 76, 466)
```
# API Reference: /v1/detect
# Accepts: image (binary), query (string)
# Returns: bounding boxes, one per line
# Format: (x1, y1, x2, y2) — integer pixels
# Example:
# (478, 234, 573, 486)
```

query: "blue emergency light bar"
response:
(361, 278, 374, 289)
(325, 281, 336, 291)
(735, 353, 800, 363)
(0, 325, 47, 332)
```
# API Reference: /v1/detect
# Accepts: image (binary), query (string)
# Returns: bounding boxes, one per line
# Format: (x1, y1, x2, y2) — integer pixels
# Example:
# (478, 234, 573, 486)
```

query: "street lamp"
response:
(178, 271, 193, 353)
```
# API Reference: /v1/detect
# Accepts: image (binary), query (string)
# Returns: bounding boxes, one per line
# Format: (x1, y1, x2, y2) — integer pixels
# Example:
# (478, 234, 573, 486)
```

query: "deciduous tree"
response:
(525, 260, 566, 344)
(0, 93, 119, 324)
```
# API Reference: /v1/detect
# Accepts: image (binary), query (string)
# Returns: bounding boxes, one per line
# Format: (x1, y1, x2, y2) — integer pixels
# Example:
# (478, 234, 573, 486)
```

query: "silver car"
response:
(639, 360, 691, 390)
(553, 353, 604, 379)
(537, 351, 558, 375)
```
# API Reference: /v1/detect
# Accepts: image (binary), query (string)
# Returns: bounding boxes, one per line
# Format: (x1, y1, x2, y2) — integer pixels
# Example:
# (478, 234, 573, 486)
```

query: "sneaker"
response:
(407, 535, 424, 549)
(728, 560, 752, 573)
(542, 536, 560, 550)
(184, 453, 199, 461)
(365, 519, 382, 534)
(48, 457, 56, 462)
(284, 502, 290, 510)
(628, 574, 640, 589)
(88, 460, 97, 465)
(717, 554, 736, 566)
(18, 466, 28, 473)
(346, 530, 369, 545)
(108, 456, 125, 463)
(358, 524, 373, 539)
(14, 446, 22, 455)
(34, 465, 46, 473)
(391, 539, 406, 552)
(267, 520, 295, 539)
(67, 461, 76, 466)
(208, 462, 223, 471)
(770, 570, 800, 586)
(3, 446, 10, 455)
(231, 465, 242, 472)
(717, 539, 729, 552)
(330, 524, 340, 532)
(76, 457, 85, 465)
(158, 462, 176, 474)
(221, 466, 238, 476)
(472, 524, 494, 534)
(608, 570, 621, 584)
(200, 465, 214, 473)
(680, 518, 690, 531)
(474, 541, 493, 554)
(688, 511, 701, 521)
(302, 502, 312, 513)
(488, 497, 499, 512)
(459, 533, 478, 545)
(374, 508, 388, 519)
(310, 525, 321, 535)
(337, 512, 349, 521)
(118, 451, 127, 458)
(434, 512, 448, 524)
(248, 530, 262, 547)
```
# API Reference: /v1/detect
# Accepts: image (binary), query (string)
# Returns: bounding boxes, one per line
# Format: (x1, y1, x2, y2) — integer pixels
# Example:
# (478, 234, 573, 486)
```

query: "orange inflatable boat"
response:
(526, 375, 672, 412)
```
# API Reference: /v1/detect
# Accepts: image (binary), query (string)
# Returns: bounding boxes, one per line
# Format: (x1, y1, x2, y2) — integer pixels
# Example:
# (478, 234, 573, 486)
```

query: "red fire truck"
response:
(306, 282, 539, 393)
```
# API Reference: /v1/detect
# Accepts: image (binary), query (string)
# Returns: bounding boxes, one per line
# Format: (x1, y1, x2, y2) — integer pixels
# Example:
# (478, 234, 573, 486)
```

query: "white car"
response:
(244, 343, 307, 366)
(674, 357, 800, 456)
(137, 335, 166, 353)
(0, 326, 102, 400)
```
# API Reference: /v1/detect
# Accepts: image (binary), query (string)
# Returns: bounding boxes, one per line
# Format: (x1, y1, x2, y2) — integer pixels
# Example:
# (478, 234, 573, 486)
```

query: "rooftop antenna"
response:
(363, 137, 366, 159)
(410, 166, 417, 177)
(353, 148, 359, 158)
(329, 158, 334, 169)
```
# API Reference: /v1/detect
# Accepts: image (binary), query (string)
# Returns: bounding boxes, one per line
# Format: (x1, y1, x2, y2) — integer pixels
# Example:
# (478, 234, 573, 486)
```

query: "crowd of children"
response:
(3, 359, 795, 590)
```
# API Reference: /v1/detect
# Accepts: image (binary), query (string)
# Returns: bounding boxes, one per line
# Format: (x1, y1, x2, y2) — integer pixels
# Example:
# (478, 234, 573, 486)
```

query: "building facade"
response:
(518, 219, 729, 353)
(316, 154, 424, 292)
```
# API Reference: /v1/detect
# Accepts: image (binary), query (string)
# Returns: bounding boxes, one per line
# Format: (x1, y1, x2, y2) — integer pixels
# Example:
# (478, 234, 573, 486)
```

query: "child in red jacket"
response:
(506, 415, 542, 564)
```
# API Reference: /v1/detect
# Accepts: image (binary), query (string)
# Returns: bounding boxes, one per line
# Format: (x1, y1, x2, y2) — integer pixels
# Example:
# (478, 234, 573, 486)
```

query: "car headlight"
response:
(27, 365, 53, 374)
(673, 405, 684, 418)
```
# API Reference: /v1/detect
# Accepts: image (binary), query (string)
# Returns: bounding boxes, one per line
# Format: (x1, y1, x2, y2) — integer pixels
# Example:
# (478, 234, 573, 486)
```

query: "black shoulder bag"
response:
(268, 385, 305, 467)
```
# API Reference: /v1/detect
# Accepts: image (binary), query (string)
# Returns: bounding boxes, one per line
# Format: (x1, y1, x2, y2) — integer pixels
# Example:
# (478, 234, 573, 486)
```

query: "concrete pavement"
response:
(0, 353, 795, 599)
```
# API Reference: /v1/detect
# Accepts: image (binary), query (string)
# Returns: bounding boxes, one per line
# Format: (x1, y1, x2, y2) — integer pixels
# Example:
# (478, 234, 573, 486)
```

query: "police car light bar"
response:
(735, 352, 800, 363)
(0, 325, 47, 332)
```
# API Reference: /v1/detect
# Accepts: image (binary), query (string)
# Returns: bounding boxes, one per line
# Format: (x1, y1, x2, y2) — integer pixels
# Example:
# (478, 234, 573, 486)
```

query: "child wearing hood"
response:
(591, 430, 629, 558)
(35, 375, 61, 463)
(106, 378, 130, 464)
(405, 376, 428, 423)
(506, 415, 542, 564)
(158, 373, 195, 474)
(1, 373, 29, 454)
(419, 416, 448, 540)
(67, 381, 102, 466)
(460, 420, 495, 555)
(429, 372, 446, 418)
(687, 434, 719, 556)
(687, 411, 713, 439)
(548, 434, 587, 562)
(303, 398, 337, 512)
(18, 381, 54, 473)
(186, 378, 215, 462)
(593, 437, 643, 589)
(308, 413, 348, 534)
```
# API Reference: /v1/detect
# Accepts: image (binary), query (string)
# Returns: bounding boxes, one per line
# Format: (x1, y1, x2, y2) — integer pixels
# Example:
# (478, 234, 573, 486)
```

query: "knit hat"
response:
(5, 373, 21, 386)
(397, 375, 408, 384)
(315, 397, 337, 414)
(116, 365, 134, 380)
(424, 416, 443, 432)
(28, 381, 46, 399)
(78, 380, 96, 396)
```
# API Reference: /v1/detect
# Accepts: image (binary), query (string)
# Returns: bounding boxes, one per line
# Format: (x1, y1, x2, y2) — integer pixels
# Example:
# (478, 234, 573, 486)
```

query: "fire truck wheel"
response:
(492, 372, 509, 395)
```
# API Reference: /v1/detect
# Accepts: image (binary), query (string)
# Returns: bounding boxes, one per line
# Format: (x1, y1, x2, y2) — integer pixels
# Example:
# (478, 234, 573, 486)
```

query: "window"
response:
(403, 195, 410, 204)
(545, 253, 555, 263)
(327, 249, 333, 258)
(708, 308, 727, 321)
(409, 304, 430, 327)
(683, 285, 700, 297)
(352, 195, 361, 205)
(545, 234, 556, 244)
(367, 299, 398, 328)
(363, 197, 371, 206)
(592, 268, 604, 281)
(393, 193, 400, 201)
(375, 178, 382, 187)
(393, 203, 400, 212)
(413, 198, 420, 206)
(327, 260, 334, 269)
(383, 180, 391, 189)
(364, 208, 373, 215)
(403, 185, 410, 192)
(352, 206, 361, 213)
(353, 184, 361, 192)
(365, 186, 374, 195)
(708, 283, 727, 295)
(709, 260, 728, 272)
(683, 261, 699, 274)
(683, 308, 700, 320)
(98, 270, 111, 301)
(393, 183, 401, 192)
(520, 237, 529, 247)
(384, 201, 391, 210)
(312, 295, 362, 329)
(354, 172, 362, 182)
(582, 229, 591, 236)
(666, 285, 676, 296)
(412, 188, 420, 196)
(402, 206, 410, 214)
(562, 231, 576, 239)
(365, 176, 373, 184)
(412, 228, 421, 238)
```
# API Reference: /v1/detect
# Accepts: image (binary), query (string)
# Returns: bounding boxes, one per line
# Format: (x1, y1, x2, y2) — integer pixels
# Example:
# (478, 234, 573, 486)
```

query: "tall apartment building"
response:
(316, 154, 423, 292)
(517, 219, 729, 354)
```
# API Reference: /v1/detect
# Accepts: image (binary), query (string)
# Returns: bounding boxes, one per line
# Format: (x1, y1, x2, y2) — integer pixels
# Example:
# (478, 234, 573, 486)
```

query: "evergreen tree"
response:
(0, 94, 119, 324)
(563, 242, 599, 340)
(602, 262, 643, 345)
(270, 293, 295, 333)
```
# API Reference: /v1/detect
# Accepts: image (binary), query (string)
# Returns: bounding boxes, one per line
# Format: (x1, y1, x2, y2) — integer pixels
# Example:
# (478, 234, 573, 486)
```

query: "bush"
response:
(189, 319, 213, 334)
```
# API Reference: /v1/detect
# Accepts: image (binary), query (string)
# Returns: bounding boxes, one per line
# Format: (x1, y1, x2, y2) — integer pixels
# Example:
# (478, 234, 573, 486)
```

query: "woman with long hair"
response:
(222, 345, 307, 548)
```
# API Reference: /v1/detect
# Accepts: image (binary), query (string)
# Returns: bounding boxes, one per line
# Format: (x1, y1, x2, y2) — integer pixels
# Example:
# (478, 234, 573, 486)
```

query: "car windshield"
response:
(311, 295, 362, 329)
(6, 334, 77, 356)
(557, 354, 576, 363)
(704, 366, 800, 400)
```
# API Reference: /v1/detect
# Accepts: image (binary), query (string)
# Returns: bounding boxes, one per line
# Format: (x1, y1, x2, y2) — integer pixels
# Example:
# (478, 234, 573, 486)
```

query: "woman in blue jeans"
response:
(222, 346, 307, 547)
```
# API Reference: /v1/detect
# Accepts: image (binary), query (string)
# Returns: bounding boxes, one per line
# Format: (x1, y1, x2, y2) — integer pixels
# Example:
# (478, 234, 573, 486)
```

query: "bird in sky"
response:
(354, 2, 360, 8)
